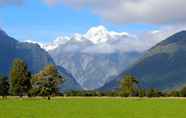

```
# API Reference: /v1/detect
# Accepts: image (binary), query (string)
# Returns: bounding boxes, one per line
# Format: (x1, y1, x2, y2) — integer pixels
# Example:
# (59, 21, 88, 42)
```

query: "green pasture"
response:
(0, 97, 185, 118)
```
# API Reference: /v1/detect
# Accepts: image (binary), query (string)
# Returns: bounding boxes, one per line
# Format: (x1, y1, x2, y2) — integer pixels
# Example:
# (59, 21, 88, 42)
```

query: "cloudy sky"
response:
(0, 0, 186, 44)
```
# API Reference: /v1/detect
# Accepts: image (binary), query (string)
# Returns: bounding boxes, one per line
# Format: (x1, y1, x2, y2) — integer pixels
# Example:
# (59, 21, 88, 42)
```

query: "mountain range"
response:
(47, 26, 142, 90)
(2, 26, 186, 92)
(100, 31, 186, 91)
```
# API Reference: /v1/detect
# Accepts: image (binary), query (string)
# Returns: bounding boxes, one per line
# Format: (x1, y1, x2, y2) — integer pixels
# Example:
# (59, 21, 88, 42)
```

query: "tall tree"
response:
(138, 88, 146, 97)
(10, 59, 31, 97)
(0, 75, 9, 99)
(120, 74, 139, 97)
(31, 64, 64, 99)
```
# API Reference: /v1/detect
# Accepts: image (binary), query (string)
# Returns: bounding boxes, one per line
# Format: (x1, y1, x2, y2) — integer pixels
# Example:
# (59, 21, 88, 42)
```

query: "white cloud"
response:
(62, 0, 186, 25)
(141, 25, 186, 47)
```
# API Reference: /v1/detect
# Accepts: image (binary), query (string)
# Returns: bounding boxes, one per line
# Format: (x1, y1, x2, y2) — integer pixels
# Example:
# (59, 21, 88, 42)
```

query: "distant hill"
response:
(100, 31, 186, 91)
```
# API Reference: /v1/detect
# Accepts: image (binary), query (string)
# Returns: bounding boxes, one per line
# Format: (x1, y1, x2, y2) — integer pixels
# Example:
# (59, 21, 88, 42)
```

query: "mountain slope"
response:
(0, 28, 54, 75)
(57, 66, 82, 92)
(101, 31, 186, 91)
(50, 51, 141, 90)
(0, 28, 82, 92)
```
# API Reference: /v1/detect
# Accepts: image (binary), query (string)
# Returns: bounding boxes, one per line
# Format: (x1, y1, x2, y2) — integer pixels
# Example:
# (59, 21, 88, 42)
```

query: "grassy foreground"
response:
(0, 97, 186, 118)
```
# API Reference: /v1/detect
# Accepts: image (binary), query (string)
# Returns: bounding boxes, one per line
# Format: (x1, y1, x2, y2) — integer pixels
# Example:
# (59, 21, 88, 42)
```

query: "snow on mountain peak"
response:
(84, 26, 110, 44)
(43, 26, 133, 52)
(86, 26, 108, 36)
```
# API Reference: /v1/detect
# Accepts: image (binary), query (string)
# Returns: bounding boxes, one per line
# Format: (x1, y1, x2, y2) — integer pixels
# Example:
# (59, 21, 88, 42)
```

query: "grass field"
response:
(0, 97, 186, 118)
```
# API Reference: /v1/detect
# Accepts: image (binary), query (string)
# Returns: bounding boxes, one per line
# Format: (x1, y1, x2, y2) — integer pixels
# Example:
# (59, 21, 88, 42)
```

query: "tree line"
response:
(0, 59, 63, 100)
(63, 75, 186, 97)
(118, 75, 186, 97)
(1, 59, 186, 99)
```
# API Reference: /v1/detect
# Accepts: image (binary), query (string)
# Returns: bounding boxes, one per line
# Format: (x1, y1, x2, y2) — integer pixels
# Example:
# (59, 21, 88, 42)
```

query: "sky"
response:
(0, 0, 186, 44)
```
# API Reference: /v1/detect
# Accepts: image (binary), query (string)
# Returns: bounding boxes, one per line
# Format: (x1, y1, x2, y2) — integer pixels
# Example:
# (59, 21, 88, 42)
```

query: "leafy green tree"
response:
(31, 64, 64, 99)
(138, 88, 146, 97)
(0, 75, 9, 99)
(10, 59, 31, 97)
(119, 74, 139, 97)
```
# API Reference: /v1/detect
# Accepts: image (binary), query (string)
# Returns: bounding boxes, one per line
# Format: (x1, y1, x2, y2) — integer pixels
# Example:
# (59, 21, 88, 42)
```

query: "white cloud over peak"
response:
(63, 0, 186, 25)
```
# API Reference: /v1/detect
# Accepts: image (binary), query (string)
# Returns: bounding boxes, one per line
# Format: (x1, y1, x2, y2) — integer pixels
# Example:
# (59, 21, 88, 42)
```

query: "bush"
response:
(180, 87, 186, 97)
(146, 89, 162, 97)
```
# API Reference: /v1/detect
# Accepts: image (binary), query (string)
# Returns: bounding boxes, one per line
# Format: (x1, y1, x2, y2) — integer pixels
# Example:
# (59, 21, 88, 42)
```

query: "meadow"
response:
(0, 97, 186, 118)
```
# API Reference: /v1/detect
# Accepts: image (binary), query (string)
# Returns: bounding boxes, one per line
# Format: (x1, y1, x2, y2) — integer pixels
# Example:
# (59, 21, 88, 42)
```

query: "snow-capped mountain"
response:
(45, 26, 143, 90)
(44, 26, 145, 53)
(23, 25, 185, 90)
